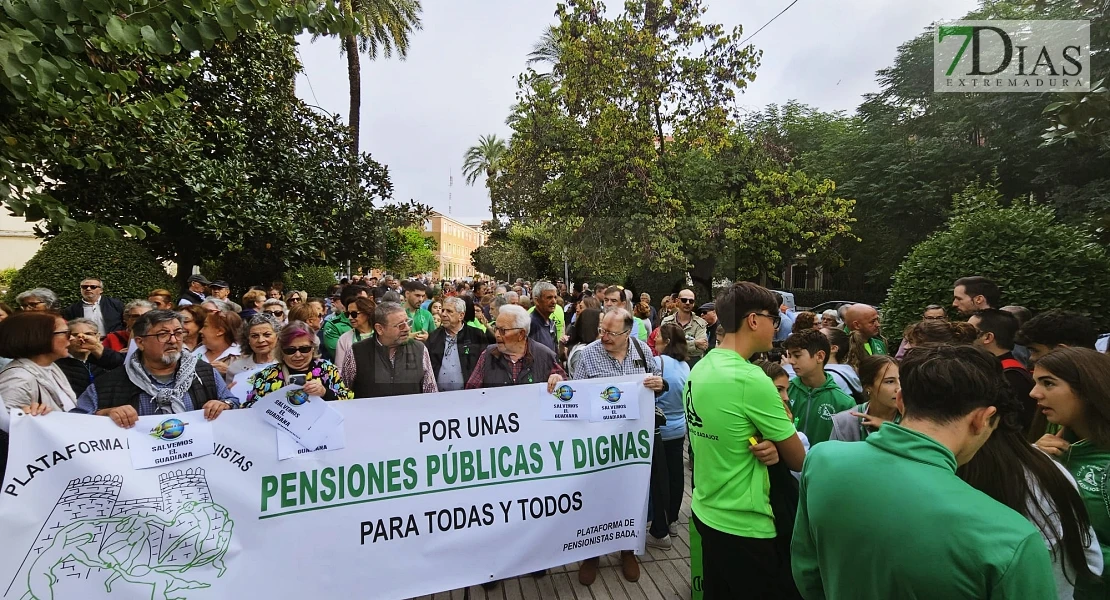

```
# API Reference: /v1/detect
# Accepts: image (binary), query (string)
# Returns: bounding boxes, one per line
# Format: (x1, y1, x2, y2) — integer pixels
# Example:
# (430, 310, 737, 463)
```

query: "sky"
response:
(293, 0, 979, 222)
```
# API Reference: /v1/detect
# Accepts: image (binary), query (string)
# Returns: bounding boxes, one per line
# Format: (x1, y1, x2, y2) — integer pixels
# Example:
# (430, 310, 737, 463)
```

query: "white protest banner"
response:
(127, 414, 215, 469)
(0, 376, 652, 600)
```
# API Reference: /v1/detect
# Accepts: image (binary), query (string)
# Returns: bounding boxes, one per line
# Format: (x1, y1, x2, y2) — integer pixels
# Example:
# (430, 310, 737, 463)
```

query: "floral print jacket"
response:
(243, 358, 353, 408)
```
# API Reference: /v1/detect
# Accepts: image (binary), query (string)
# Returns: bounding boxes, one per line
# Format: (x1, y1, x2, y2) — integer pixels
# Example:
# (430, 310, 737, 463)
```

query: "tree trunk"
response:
(689, 255, 716, 304)
(345, 33, 361, 159)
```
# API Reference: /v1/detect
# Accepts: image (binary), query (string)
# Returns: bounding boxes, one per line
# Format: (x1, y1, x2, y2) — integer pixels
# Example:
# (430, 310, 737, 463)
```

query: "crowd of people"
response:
(1, 271, 1109, 598)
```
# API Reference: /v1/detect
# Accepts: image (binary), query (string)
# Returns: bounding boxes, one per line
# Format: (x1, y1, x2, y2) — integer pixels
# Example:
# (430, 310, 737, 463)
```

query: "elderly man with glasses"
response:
(74, 310, 238, 427)
(565, 306, 666, 586)
(659, 288, 709, 366)
(465, 304, 565, 391)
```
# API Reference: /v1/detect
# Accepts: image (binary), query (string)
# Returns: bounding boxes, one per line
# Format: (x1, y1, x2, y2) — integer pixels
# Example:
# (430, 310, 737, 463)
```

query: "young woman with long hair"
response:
(829, 355, 899, 442)
(1033, 347, 1110, 598)
(960, 347, 1102, 599)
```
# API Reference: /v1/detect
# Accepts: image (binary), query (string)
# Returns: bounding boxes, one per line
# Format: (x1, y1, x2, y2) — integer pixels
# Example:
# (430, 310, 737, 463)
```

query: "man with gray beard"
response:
(74, 310, 238, 428)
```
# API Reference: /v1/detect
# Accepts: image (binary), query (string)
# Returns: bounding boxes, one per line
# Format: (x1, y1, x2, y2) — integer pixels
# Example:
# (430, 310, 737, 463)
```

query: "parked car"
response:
(807, 300, 856, 315)
(771, 290, 796, 312)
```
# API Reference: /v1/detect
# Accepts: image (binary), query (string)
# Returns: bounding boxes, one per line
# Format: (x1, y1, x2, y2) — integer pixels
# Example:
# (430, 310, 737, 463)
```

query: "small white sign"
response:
(589, 382, 640, 422)
(257, 385, 327, 443)
(127, 412, 214, 469)
(540, 382, 585, 421)
(228, 362, 274, 405)
(276, 423, 347, 460)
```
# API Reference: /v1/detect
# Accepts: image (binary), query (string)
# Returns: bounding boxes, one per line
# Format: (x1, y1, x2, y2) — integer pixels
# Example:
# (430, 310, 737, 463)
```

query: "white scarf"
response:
(9, 358, 77, 412)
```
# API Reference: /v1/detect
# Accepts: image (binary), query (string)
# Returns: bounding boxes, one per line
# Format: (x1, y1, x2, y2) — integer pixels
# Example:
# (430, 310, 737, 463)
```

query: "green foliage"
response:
(384, 227, 438, 277)
(283, 266, 339, 298)
(26, 27, 427, 282)
(740, 0, 1110, 294)
(493, 0, 855, 290)
(471, 224, 563, 282)
(0, 0, 363, 234)
(8, 229, 173, 306)
(884, 195, 1110, 336)
(0, 268, 18, 295)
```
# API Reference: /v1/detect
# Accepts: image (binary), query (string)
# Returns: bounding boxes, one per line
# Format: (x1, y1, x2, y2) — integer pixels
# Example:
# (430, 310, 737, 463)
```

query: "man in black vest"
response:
(73, 310, 238, 427)
(465, 304, 566, 390)
(341, 302, 438, 398)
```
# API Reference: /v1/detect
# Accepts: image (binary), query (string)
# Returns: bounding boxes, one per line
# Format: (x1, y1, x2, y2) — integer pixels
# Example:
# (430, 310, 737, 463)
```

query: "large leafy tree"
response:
(461, 134, 508, 218)
(30, 26, 427, 284)
(491, 0, 855, 296)
(0, 0, 362, 235)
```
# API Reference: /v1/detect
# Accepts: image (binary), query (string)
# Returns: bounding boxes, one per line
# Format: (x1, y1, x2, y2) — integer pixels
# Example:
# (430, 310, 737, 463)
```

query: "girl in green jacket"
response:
(1033, 347, 1110, 599)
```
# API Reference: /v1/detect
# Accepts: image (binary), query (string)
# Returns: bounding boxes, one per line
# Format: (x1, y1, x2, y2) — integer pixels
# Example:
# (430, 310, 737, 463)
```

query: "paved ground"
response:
(413, 453, 695, 600)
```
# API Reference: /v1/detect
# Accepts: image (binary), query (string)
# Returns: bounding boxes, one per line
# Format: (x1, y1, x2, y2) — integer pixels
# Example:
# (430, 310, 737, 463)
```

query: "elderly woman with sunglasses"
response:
(242, 321, 352, 408)
(262, 299, 288, 325)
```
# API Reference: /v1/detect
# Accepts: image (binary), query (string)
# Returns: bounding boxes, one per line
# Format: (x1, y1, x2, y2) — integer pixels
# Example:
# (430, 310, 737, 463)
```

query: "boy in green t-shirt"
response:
(784, 329, 857, 446)
(685, 282, 806, 599)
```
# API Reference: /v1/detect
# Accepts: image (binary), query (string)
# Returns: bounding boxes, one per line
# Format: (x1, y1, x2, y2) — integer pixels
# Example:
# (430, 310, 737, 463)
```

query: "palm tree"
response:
(324, 0, 422, 158)
(526, 25, 560, 68)
(462, 134, 508, 219)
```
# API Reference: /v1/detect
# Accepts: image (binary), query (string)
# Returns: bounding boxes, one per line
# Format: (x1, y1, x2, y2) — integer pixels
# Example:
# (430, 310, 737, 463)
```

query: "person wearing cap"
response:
(178, 274, 210, 306)
(208, 281, 242, 313)
(698, 302, 719, 351)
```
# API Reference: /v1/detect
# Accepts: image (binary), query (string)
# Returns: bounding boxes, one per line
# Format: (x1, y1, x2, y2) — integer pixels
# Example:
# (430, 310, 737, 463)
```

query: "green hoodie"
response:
(1059, 439, 1110, 599)
(792, 424, 1055, 600)
(322, 313, 352, 355)
(788, 373, 856, 446)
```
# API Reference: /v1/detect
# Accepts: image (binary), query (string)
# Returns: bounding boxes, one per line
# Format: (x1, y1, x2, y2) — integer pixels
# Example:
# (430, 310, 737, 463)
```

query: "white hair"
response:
(443, 296, 465, 314)
(504, 291, 520, 304)
(532, 281, 556, 297)
(497, 304, 531, 333)
(822, 309, 840, 323)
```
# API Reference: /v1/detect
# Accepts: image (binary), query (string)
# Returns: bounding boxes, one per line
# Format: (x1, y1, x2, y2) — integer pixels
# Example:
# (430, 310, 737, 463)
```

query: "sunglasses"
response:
(282, 345, 314, 356)
(347, 311, 359, 319)
(80, 284, 101, 290)
(677, 298, 695, 304)
(289, 298, 302, 303)
(266, 310, 284, 318)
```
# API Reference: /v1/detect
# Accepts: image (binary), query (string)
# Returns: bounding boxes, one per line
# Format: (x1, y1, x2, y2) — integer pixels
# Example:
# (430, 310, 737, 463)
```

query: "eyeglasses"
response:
(282, 345, 314, 356)
(141, 329, 186, 343)
(347, 311, 360, 319)
(923, 315, 947, 321)
(265, 310, 284, 318)
(598, 327, 631, 338)
(493, 326, 524, 336)
(80, 284, 101, 290)
(53, 330, 70, 337)
(745, 312, 782, 328)
(20, 301, 44, 309)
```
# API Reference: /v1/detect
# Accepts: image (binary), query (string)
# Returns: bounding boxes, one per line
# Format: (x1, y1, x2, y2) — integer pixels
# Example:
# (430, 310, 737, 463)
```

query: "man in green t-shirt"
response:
(685, 282, 806, 599)
(792, 345, 1054, 599)
(402, 280, 434, 342)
